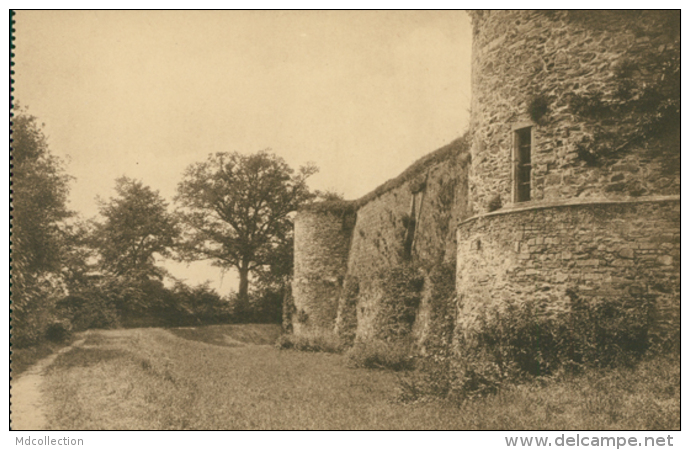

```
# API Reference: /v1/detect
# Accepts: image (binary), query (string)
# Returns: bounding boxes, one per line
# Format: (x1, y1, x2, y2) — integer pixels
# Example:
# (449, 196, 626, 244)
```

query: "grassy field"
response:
(12, 338, 77, 377)
(39, 325, 679, 430)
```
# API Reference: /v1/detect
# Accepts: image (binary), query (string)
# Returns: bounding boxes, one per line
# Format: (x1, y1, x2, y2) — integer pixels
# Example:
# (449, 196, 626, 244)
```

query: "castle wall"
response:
(460, 10, 680, 350)
(456, 197, 680, 342)
(344, 143, 469, 342)
(291, 10, 680, 359)
(469, 10, 680, 214)
(292, 210, 354, 333)
(292, 138, 470, 341)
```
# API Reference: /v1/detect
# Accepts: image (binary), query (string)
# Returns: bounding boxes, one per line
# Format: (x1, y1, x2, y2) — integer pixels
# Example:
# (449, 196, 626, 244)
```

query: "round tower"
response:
(468, 10, 679, 213)
(292, 208, 354, 335)
(457, 11, 680, 341)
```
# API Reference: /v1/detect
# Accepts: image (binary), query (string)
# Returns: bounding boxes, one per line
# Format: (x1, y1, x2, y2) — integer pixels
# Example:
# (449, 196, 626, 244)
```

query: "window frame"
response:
(512, 123, 534, 203)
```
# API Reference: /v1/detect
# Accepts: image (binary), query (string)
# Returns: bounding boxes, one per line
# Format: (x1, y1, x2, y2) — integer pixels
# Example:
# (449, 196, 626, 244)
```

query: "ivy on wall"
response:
(568, 40, 680, 171)
(373, 264, 424, 342)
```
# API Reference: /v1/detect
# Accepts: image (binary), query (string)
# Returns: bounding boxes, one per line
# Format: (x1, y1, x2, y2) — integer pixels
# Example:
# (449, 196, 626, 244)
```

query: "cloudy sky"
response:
(14, 10, 472, 294)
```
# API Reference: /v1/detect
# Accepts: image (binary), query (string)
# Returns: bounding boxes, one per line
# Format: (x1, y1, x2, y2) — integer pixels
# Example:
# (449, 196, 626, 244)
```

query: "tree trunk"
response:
(237, 264, 250, 321)
(238, 266, 249, 302)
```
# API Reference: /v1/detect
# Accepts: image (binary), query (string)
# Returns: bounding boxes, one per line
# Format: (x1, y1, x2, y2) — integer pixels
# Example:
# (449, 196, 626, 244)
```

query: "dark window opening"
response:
(515, 127, 532, 202)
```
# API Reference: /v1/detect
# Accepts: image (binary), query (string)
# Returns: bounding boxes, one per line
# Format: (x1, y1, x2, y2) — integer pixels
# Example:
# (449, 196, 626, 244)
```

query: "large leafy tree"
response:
(176, 150, 317, 306)
(12, 111, 72, 277)
(11, 109, 73, 345)
(93, 177, 179, 281)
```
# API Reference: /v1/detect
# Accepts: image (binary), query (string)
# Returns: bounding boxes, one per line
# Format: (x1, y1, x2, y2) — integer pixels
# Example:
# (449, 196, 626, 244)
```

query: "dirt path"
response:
(11, 338, 86, 430)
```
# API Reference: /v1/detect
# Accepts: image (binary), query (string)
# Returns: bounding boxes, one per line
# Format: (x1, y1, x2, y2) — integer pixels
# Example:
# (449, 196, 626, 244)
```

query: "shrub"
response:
(45, 319, 72, 343)
(398, 350, 506, 403)
(246, 288, 284, 324)
(56, 294, 119, 331)
(346, 339, 415, 371)
(465, 292, 654, 383)
(399, 290, 657, 402)
(12, 273, 66, 348)
(277, 330, 344, 353)
(174, 282, 234, 325)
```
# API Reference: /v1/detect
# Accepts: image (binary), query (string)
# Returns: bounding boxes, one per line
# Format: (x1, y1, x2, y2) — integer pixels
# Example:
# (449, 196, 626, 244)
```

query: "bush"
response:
(171, 282, 234, 326)
(399, 290, 657, 402)
(12, 273, 66, 348)
(45, 319, 72, 343)
(457, 292, 654, 394)
(277, 330, 344, 353)
(56, 294, 119, 331)
(247, 288, 284, 324)
(346, 339, 415, 371)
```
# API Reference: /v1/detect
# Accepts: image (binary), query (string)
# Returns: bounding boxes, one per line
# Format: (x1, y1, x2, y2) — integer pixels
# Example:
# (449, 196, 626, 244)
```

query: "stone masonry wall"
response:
(292, 210, 354, 333)
(469, 10, 680, 215)
(292, 138, 470, 340)
(345, 146, 470, 341)
(455, 198, 680, 343)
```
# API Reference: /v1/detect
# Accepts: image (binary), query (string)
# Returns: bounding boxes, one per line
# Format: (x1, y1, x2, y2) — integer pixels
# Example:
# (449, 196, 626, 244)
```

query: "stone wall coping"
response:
(458, 195, 681, 226)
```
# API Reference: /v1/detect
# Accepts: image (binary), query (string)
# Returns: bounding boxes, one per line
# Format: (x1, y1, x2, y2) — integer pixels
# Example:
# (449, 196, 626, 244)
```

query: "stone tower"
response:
(457, 10, 680, 340)
(291, 208, 354, 334)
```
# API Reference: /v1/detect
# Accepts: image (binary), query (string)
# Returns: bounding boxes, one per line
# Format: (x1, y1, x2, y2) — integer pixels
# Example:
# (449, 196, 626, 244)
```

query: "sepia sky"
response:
(13, 10, 472, 294)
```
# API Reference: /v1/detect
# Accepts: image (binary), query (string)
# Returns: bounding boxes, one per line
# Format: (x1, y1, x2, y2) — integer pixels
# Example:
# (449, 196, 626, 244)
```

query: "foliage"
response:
(373, 264, 424, 341)
(11, 273, 67, 348)
(397, 262, 458, 401)
(225, 288, 284, 324)
(346, 339, 415, 371)
(281, 286, 295, 333)
(568, 38, 680, 170)
(246, 288, 285, 324)
(165, 281, 234, 326)
(402, 290, 657, 402)
(315, 189, 346, 202)
(276, 330, 344, 353)
(11, 109, 73, 276)
(527, 94, 550, 123)
(249, 233, 294, 324)
(45, 319, 73, 343)
(487, 194, 502, 213)
(421, 262, 457, 353)
(59, 220, 100, 292)
(176, 150, 317, 305)
(11, 109, 73, 347)
(93, 177, 179, 281)
(58, 275, 234, 330)
(56, 292, 120, 331)
(335, 276, 359, 345)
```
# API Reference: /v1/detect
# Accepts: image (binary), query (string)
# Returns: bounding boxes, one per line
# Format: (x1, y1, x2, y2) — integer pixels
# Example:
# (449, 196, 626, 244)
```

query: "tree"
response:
(11, 108, 73, 345)
(176, 150, 317, 308)
(93, 177, 179, 281)
(12, 110, 73, 277)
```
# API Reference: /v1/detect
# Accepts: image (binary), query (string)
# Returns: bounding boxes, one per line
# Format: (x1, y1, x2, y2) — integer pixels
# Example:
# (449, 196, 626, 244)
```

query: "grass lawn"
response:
(40, 325, 679, 430)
